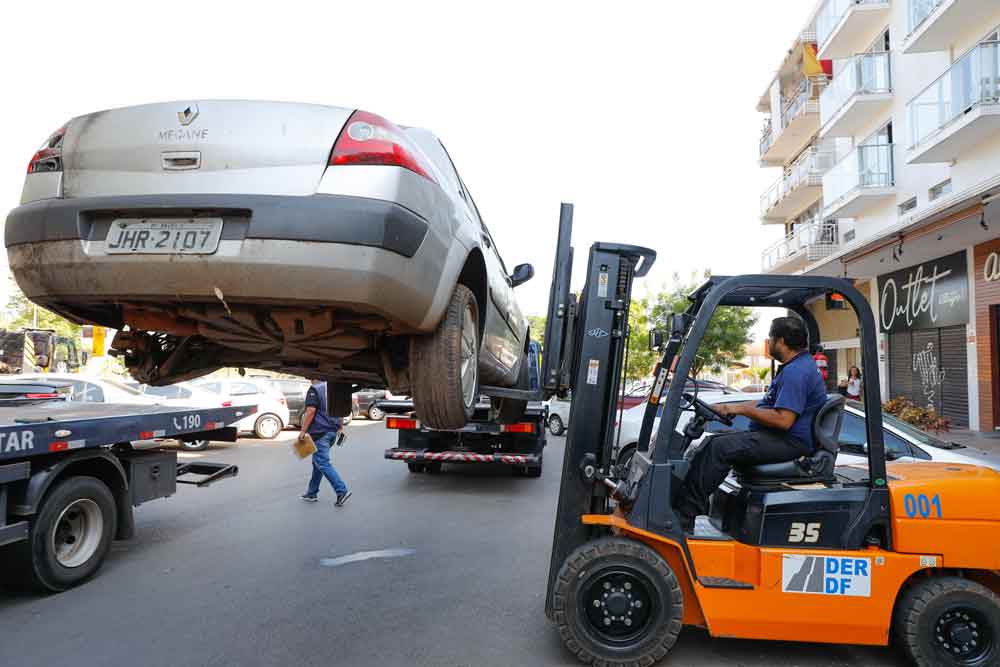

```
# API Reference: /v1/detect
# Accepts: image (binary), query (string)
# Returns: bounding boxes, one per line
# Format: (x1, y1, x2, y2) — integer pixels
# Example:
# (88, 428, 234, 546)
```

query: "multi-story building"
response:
(758, 0, 1000, 432)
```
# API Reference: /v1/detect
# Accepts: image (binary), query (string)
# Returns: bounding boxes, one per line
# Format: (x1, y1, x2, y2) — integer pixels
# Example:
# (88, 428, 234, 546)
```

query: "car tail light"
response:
(221, 401, 233, 408)
(501, 422, 535, 434)
(25, 393, 60, 399)
(386, 417, 418, 430)
(27, 126, 67, 174)
(328, 110, 437, 184)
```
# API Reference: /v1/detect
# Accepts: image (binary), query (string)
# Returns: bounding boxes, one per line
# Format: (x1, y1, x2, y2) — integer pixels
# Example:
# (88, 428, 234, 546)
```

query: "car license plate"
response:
(105, 218, 223, 254)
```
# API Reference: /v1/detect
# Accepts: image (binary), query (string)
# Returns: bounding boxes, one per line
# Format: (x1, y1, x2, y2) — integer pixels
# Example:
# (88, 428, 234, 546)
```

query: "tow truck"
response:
(532, 204, 1000, 666)
(0, 387, 249, 592)
(381, 341, 548, 477)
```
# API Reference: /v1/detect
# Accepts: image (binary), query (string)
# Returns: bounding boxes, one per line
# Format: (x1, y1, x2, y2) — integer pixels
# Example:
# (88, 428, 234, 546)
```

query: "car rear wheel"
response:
(548, 414, 565, 436)
(410, 284, 478, 430)
(368, 405, 385, 421)
(254, 413, 283, 440)
(179, 439, 209, 452)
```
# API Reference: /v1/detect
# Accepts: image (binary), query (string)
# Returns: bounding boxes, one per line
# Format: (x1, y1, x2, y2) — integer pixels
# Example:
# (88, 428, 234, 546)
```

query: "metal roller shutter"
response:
(938, 325, 968, 427)
(888, 331, 912, 403)
(911, 329, 941, 414)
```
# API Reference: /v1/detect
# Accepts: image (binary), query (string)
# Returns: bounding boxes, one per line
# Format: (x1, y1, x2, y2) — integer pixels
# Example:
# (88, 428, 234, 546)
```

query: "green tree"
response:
(624, 296, 656, 382)
(6, 283, 81, 339)
(649, 271, 757, 378)
(526, 314, 546, 346)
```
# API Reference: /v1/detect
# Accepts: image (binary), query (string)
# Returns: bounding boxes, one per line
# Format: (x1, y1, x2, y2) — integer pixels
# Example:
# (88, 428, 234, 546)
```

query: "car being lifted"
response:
(6, 101, 536, 429)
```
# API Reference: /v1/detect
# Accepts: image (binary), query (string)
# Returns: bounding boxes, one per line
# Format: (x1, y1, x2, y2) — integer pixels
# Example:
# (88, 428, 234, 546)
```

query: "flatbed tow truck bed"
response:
(0, 401, 252, 592)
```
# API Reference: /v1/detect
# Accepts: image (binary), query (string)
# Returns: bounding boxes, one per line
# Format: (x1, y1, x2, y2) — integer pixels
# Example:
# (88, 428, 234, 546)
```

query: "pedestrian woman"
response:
(845, 365, 862, 400)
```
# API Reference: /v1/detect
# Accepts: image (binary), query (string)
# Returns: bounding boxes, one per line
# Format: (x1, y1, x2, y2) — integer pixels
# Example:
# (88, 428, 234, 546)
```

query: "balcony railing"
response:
(908, 0, 943, 35)
(821, 51, 892, 126)
(760, 146, 837, 217)
(817, 0, 888, 52)
(760, 126, 774, 158)
(908, 40, 1000, 148)
(761, 220, 840, 271)
(782, 78, 824, 128)
(823, 143, 895, 208)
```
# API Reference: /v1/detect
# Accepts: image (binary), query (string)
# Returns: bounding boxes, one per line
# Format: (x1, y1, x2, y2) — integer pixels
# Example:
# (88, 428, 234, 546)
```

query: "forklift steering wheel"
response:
(682, 392, 733, 426)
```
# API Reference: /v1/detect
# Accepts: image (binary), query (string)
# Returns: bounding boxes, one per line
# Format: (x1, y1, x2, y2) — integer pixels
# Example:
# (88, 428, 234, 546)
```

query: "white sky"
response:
(1, 0, 813, 324)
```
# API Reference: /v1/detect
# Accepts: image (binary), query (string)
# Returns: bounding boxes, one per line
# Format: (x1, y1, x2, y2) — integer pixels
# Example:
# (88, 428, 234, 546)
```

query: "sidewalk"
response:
(944, 428, 1000, 456)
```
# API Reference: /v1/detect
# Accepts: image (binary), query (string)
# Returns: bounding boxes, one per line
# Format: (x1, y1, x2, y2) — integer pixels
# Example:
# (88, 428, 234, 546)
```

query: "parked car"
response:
(546, 397, 571, 435)
(354, 388, 388, 420)
(190, 378, 290, 440)
(271, 378, 311, 427)
(0, 378, 71, 404)
(6, 101, 536, 429)
(20, 373, 160, 406)
(615, 392, 1000, 472)
(136, 381, 220, 407)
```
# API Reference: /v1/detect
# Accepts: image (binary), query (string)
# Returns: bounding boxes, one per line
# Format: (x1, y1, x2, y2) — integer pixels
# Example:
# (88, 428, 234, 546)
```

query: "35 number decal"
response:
(903, 493, 942, 518)
(788, 522, 821, 543)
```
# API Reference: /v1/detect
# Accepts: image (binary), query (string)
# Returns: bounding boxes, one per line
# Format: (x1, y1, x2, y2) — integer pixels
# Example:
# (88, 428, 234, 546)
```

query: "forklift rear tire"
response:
(10, 476, 118, 593)
(553, 537, 683, 665)
(410, 284, 479, 430)
(895, 576, 1000, 667)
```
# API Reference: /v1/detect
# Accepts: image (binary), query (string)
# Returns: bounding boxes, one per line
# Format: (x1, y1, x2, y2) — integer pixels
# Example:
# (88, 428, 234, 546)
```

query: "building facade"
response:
(758, 0, 1000, 431)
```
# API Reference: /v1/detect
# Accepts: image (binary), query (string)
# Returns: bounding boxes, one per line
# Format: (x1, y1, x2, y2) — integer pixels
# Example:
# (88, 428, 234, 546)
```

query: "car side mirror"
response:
(510, 263, 535, 288)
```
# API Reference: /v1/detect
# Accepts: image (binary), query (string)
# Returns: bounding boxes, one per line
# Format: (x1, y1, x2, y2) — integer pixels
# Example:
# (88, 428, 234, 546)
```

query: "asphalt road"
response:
(0, 421, 905, 666)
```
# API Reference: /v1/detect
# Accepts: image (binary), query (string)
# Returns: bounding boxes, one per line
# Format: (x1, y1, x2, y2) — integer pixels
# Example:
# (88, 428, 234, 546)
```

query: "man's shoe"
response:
(335, 491, 352, 507)
(300, 494, 319, 503)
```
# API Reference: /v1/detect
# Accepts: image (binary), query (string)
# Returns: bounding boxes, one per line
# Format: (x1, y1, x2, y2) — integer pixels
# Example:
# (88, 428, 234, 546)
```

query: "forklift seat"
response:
(735, 395, 845, 486)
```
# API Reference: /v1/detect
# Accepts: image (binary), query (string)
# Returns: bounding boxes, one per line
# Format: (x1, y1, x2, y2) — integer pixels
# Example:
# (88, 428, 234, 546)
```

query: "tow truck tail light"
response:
(328, 110, 438, 184)
(386, 417, 418, 430)
(221, 401, 233, 408)
(501, 422, 535, 434)
(27, 126, 66, 174)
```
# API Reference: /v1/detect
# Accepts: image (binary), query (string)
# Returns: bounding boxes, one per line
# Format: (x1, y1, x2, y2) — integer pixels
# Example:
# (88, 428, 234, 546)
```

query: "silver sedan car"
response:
(6, 101, 535, 428)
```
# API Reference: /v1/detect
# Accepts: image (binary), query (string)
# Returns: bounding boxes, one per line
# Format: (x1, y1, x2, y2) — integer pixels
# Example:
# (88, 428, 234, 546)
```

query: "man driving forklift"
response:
(676, 316, 827, 532)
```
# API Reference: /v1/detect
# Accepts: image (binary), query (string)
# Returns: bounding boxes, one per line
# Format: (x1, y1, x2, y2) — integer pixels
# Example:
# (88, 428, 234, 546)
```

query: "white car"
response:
(616, 392, 1000, 472)
(6, 101, 535, 429)
(546, 397, 572, 436)
(190, 378, 290, 440)
(20, 373, 159, 406)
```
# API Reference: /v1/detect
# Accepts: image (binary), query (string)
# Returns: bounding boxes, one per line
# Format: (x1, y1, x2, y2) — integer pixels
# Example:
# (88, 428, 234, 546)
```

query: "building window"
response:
(929, 179, 952, 201)
(899, 197, 917, 215)
(843, 228, 856, 243)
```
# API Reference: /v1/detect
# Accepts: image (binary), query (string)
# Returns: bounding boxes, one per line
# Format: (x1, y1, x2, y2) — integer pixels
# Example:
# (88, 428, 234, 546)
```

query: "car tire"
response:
(617, 443, 638, 470)
(9, 476, 118, 593)
(368, 405, 385, 421)
(179, 439, 209, 452)
(494, 352, 530, 425)
(548, 414, 565, 436)
(410, 284, 479, 430)
(553, 537, 683, 666)
(895, 575, 1000, 666)
(253, 413, 283, 440)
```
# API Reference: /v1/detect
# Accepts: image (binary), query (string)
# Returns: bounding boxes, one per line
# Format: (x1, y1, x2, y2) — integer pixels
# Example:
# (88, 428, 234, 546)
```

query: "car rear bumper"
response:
(5, 193, 456, 331)
(6, 193, 429, 256)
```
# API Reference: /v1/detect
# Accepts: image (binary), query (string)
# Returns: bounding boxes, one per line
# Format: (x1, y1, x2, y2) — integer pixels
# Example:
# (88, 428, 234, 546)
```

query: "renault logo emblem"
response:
(177, 104, 200, 126)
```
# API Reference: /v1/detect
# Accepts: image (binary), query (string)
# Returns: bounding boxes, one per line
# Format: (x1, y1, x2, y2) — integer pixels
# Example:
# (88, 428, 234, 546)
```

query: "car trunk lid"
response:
(61, 100, 352, 198)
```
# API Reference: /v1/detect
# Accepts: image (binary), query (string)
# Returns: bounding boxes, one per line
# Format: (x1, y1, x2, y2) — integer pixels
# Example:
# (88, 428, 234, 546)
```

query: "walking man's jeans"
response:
(306, 431, 348, 497)
(678, 429, 810, 520)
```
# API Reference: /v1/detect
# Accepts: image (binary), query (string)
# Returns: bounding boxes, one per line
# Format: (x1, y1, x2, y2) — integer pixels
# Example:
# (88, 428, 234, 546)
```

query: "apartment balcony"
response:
(823, 143, 895, 218)
(760, 146, 836, 223)
(820, 51, 893, 138)
(761, 221, 841, 273)
(904, 0, 999, 54)
(759, 79, 824, 166)
(907, 39, 1000, 164)
(816, 0, 892, 61)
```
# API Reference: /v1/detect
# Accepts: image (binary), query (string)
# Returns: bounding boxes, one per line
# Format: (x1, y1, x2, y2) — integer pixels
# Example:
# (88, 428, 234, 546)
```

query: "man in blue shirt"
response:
(299, 380, 351, 507)
(677, 316, 827, 532)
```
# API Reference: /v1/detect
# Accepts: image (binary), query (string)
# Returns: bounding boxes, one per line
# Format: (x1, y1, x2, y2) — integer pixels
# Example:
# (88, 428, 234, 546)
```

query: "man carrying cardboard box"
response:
(299, 379, 351, 507)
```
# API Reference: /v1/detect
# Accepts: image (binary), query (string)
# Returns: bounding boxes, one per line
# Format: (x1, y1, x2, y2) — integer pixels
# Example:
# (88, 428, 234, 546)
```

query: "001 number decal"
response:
(788, 522, 821, 543)
(903, 493, 942, 518)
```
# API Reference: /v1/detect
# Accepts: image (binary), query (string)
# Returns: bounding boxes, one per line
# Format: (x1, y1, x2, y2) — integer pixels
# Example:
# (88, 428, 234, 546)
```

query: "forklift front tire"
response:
(553, 537, 683, 665)
(895, 575, 1000, 667)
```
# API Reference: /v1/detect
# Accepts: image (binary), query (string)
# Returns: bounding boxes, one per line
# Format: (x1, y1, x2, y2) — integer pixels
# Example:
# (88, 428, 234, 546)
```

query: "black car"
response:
(0, 378, 71, 405)
(354, 388, 387, 420)
(273, 379, 311, 427)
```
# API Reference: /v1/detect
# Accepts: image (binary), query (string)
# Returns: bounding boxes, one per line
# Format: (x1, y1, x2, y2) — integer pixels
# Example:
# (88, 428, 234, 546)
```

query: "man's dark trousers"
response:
(679, 430, 811, 519)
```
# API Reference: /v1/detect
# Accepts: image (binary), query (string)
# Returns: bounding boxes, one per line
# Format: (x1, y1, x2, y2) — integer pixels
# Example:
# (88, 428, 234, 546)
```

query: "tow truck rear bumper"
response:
(384, 448, 540, 465)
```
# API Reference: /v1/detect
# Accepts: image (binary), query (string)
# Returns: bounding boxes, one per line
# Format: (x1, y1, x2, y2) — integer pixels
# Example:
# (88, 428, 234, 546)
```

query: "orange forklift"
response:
(539, 204, 1000, 666)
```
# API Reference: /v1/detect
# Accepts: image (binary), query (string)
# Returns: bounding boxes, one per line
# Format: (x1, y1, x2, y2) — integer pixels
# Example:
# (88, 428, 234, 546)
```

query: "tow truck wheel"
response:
(410, 284, 479, 430)
(17, 476, 117, 592)
(896, 576, 1000, 667)
(553, 537, 683, 665)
